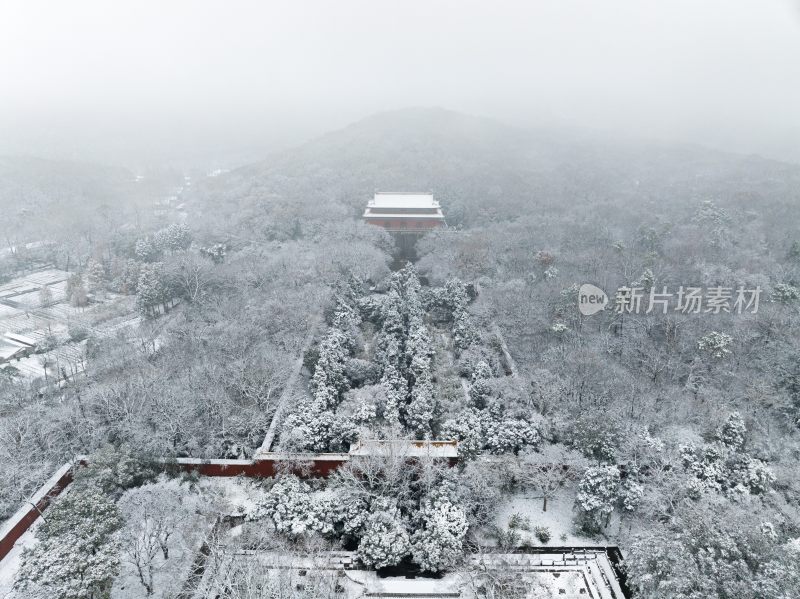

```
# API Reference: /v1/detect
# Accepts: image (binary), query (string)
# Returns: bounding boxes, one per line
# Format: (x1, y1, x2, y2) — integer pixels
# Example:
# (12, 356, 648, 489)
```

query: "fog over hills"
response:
(3, 3, 800, 598)
(221, 107, 800, 229)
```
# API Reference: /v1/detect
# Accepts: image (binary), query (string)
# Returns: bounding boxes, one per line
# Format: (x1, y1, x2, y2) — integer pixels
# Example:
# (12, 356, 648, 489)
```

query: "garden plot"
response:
(490, 486, 598, 547)
(0, 267, 139, 383)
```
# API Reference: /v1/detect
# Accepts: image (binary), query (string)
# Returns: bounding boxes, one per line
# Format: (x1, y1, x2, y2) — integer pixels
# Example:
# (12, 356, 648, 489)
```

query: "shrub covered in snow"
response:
(253, 476, 334, 537)
(357, 499, 411, 569)
(411, 494, 468, 572)
(14, 487, 123, 599)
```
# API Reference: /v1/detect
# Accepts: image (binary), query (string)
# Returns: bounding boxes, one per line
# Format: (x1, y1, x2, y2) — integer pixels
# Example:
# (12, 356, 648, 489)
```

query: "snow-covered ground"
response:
(492, 486, 600, 546)
(193, 547, 625, 599)
(0, 521, 40, 599)
(195, 476, 267, 516)
(0, 268, 139, 382)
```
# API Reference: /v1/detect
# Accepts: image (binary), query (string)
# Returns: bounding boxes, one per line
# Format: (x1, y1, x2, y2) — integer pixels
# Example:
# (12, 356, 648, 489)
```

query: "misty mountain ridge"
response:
(224, 107, 800, 227)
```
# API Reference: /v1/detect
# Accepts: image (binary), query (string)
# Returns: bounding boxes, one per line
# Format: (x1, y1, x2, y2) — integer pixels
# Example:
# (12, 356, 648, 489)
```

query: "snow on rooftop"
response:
(4, 333, 36, 347)
(369, 192, 439, 209)
(0, 341, 25, 362)
(348, 439, 458, 458)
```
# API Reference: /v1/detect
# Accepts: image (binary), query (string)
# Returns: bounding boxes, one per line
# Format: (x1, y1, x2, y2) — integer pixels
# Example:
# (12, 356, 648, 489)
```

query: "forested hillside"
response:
(2, 109, 799, 598)
(203, 108, 800, 596)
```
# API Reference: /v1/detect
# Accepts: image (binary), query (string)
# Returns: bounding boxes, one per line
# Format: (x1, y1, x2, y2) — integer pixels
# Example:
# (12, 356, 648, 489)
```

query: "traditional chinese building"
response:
(362, 192, 446, 232)
(363, 192, 446, 256)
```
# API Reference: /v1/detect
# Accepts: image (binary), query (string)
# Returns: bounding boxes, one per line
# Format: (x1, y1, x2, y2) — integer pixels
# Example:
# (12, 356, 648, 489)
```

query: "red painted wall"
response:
(165, 457, 350, 478)
(0, 467, 74, 562)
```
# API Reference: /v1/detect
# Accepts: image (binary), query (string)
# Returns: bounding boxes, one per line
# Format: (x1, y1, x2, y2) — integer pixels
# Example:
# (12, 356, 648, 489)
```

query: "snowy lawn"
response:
(490, 486, 600, 546)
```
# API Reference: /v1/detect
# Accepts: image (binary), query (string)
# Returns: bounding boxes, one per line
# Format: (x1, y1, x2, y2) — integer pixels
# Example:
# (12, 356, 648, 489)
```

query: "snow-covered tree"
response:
(332, 300, 362, 352)
(698, 331, 733, 358)
(66, 272, 88, 307)
(118, 482, 188, 595)
(680, 413, 774, 498)
(74, 445, 158, 496)
(311, 328, 350, 404)
(716, 411, 746, 449)
(626, 528, 703, 599)
(335, 494, 371, 538)
(620, 478, 644, 513)
(771, 282, 800, 305)
(405, 370, 436, 437)
(483, 416, 539, 455)
(452, 307, 478, 353)
(253, 476, 333, 537)
(755, 538, 800, 598)
(357, 499, 411, 569)
(153, 223, 192, 254)
(468, 360, 494, 409)
(435, 278, 477, 353)
(411, 494, 468, 572)
(15, 487, 122, 599)
(516, 445, 584, 512)
(114, 258, 140, 294)
(38, 284, 53, 307)
(574, 465, 621, 533)
(735, 455, 775, 495)
(352, 392, 378, 425)
(85, 258, 105, 293)
(200, 242, 226, 264)
(136, 262, 170, 317)
(380, 360, 406, 428)
(441, 409, 484, 459)
(135, 236, 161, 262)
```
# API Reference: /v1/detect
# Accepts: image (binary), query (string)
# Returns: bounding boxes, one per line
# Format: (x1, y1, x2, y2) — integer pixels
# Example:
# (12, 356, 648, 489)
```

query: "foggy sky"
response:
(1, 0, 799, 167)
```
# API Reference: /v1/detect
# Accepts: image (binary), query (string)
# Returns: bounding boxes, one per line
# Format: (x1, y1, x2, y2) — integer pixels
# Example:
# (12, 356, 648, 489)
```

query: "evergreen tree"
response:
(253, 475, 333, 537)
(574, 465, 621, 533)
(716, 411, 747, 450)
(310, 328, 350, 405)
(381, 361, 406, 429)
(67, 273, 88, 307)
(158, 223, 192, 252)
(483, 415, 539, 455)
(441, 409, 484, 459)
(411, 494, 468, 572)
(357, 499, 411, 569)
(135, 236, 161, 262)
(136, 262, 168, 317)
(200, 242, 226, 264)
(15, 487, 122, 599)
(468, 361, 494, 409)
(406, 369, 436, 437)
(116, 259, 140, 294)
(86, 258, 106, 295)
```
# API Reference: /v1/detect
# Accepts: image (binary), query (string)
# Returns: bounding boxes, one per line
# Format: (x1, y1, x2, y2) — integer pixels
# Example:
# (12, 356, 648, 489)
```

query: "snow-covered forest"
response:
(1, 107, 799, 598)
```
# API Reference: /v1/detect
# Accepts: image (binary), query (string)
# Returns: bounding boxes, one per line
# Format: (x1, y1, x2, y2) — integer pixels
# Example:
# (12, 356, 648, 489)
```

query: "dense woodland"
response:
(2, 109, 800, 598)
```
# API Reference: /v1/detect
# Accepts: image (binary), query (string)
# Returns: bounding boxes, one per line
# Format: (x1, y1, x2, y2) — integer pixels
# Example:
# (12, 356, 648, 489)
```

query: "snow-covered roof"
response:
(369, 192, 439, 209)
(0, 342, 25, 362)
(348, 439, 458, 459)
(4, 332, 37, 347)
(364, 212, 444, 219)
(363, 192, 445, 222)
